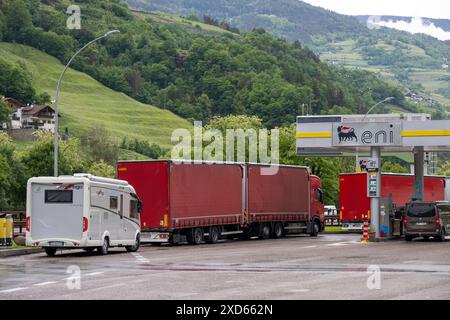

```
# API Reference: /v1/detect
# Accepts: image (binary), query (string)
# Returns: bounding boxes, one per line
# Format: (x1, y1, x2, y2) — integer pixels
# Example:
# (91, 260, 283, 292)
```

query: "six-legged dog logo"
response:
(337, 126, 358, 143)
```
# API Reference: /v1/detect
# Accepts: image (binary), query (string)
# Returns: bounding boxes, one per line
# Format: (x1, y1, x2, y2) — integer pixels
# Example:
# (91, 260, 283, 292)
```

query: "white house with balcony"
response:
(2, 97, 57, 132)
(21, 104, 56, 131)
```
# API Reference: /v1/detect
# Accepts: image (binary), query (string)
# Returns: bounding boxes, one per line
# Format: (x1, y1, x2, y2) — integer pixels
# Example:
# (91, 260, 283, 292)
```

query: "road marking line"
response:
(131, 252, 150, 263)
(300, 245, 317, 249)
(290, 289, 310, 293)
(33, 281, 57, 286)
(326, 241, 360, 246)
(85, 272, 104, 276)
(137, 259, 149, 263)
(0, 287, 28, 293)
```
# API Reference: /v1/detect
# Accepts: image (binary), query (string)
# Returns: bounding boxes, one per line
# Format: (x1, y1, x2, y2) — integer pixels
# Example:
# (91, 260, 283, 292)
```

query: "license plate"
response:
(48, 241, 64, 247)
(415, 222, 427, 226)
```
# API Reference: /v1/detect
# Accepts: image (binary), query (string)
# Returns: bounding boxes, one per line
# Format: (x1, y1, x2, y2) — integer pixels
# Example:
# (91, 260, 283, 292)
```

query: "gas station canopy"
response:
(296, 114, 450, 154)
(296, 113, 450, 239)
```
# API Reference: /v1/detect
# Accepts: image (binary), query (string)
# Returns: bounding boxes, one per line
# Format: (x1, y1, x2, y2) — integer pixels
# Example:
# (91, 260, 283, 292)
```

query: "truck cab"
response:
(310, 175, 325, 232)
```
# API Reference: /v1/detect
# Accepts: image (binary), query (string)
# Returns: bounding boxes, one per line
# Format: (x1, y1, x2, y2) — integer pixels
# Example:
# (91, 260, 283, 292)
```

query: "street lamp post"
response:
(53, 30, 120, 177)
(355, 97, 395, 171)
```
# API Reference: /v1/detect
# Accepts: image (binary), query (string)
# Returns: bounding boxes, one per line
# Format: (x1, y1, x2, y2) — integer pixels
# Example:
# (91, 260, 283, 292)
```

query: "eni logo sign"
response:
(332, 122, 402, 147)
(337, 126, 358, 142)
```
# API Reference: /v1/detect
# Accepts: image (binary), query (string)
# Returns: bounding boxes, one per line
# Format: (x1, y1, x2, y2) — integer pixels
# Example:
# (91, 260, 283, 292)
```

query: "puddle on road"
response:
(135, 262, 450, 275)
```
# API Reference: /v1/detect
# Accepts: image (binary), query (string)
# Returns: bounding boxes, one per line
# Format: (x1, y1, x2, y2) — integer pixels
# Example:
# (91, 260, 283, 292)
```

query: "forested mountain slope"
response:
(0, 0, 412, 128)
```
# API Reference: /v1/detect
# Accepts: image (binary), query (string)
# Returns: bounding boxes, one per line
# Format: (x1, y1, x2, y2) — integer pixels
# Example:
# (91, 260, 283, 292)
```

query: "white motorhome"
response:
(26, 174, 141, 256)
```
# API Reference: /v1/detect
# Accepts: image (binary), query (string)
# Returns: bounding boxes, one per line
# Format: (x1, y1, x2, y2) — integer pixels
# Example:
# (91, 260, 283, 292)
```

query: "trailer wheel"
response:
(259, 224, 271, 240)
(44, 248, 57, 257)
(187, 228, 203, 245)
(98, 237, 109, 255)
(126, 234, 141, 252)
(207, 227, 220, 244)
(310, 221, 319, 237)
(273, 223, 284, 239)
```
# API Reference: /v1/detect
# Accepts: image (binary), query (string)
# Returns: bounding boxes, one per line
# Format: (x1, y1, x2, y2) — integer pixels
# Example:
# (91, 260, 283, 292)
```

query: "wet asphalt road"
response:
(1, 233, 450, 300)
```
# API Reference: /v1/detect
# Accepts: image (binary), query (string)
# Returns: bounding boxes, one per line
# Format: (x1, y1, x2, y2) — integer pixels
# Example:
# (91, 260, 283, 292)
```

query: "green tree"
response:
(34, 92, 51, 105)
(3, 0, 33, 43)
(0, 59, 36, 103)
(196, 94, 212, 119)
(30, 30, 75, 62)
(437, 161, 450, 176)
(382, 160, 409, 173)
(21, 132, 86, 178)
(206, 115, 263, 132)
(0, 99, 11, 125)
(0, 11, 5, 41)
(0, 132, 26, 209)
(80, 126, 119, 164)
(87, 160, 115, 178)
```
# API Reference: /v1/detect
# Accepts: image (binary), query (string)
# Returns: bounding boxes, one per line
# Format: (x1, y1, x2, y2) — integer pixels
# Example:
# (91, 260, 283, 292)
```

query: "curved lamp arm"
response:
(53, 30, 120, 176)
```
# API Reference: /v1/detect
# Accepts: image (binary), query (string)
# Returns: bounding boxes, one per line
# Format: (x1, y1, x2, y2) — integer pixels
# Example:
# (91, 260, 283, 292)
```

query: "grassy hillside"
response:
(0, 0, 432, 128)
(317, 38, 450, 111)
(0, 42, 190, 148)
(132, 10, 237, 35)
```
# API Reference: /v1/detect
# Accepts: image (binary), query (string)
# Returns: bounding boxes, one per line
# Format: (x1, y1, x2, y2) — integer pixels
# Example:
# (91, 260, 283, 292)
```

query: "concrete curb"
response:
(0, 248, 42, 258)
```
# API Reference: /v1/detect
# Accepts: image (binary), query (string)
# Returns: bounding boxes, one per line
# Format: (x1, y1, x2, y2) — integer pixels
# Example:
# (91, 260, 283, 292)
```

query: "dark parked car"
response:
(404, 202, 450, 241)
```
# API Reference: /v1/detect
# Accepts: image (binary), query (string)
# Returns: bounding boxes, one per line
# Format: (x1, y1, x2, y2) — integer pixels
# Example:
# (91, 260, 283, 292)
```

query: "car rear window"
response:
(407, 204, 436, 217)
(45, 190, 73, 203)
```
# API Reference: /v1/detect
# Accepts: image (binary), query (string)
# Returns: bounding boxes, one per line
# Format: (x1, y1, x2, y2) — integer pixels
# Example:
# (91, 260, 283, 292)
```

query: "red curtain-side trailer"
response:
(339, 173, 446, 231)
(117, 161, 325, 244)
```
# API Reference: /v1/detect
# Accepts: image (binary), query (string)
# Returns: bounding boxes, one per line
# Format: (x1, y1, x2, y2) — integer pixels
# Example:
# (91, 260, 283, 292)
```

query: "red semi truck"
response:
(117, 161, 324, 244)
(339, 173, 446, 231)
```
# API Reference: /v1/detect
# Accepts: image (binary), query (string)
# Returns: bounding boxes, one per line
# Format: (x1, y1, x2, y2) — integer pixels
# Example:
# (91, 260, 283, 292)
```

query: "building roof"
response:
(2, 97, 27, 110)
(22, 104, 55, 116)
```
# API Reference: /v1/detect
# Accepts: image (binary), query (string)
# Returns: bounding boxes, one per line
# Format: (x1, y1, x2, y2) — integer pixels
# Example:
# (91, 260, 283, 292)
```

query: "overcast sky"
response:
(301, 0, 450, 19)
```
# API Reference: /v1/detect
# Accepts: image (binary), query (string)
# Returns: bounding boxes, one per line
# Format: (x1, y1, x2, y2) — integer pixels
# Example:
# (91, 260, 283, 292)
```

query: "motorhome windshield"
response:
(407, 204, 436, 217)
